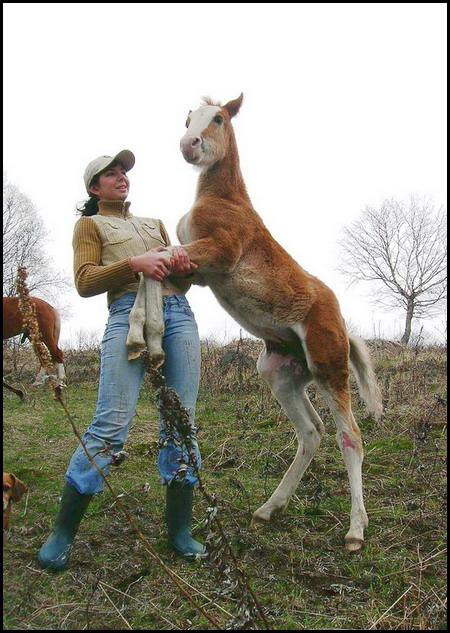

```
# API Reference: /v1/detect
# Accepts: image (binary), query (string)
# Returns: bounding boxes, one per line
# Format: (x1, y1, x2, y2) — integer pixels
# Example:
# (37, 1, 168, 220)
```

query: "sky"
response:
(3, 3, 447, 347)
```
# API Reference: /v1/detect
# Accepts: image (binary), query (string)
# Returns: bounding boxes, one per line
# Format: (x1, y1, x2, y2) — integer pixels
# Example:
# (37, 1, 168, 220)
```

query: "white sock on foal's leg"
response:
(252, 348, 321, 524)
(327, 400, 368, 551)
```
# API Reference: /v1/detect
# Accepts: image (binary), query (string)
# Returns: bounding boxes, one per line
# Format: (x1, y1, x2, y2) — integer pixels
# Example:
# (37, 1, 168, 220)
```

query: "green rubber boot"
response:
(37, 483, 92, 572)
(166, 482, 206, 558)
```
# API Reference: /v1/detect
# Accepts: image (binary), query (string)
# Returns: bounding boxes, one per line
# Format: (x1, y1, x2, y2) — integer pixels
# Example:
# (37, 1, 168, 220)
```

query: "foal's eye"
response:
(185, 118, 190, 128)
(213, 115, 223, 125)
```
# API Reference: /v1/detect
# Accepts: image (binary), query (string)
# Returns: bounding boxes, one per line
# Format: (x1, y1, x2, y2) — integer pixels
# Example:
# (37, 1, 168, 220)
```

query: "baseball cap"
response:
(84, 149, 135, 193)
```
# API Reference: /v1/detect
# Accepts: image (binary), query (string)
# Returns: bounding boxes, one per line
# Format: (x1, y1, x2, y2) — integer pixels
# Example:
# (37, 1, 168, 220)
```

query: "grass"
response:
(2, 339, 447, 630)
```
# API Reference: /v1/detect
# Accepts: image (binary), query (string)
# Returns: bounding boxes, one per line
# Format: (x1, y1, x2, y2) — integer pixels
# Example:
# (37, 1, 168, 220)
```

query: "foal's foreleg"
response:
(143, 276, 165, 368)
(252, 350, 323, 525)
(126, 273, 165, 367)
(126, 273, 147, 360)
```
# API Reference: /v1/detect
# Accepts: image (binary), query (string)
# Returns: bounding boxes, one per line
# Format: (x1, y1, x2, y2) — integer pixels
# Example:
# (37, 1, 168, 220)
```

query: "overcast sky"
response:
(3, 3, 447, 346)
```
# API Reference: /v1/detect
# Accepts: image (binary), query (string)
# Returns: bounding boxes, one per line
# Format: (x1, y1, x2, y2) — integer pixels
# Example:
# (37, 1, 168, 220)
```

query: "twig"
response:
(380, 547, 447, 578)
(54, 391, 221, 630)
(368, 585, 414, 629)
(98, 582, 133, 630)
(147, 362, 270, 630)
(99, 580, 183, 630)
(20, 489, 30, 518)
(85, 574, 100, 630)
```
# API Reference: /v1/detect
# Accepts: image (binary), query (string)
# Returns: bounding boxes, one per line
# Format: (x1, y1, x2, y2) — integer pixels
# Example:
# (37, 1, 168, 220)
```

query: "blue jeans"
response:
(65, 293, 202, 495)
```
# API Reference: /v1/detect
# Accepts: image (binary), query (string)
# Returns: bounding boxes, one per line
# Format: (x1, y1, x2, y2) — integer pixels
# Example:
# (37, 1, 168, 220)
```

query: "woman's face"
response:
(89, 162, 130, 201)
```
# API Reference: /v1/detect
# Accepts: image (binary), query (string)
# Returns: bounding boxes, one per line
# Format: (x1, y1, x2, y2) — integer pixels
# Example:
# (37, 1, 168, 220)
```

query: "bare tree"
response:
(3, 173, 70, 299)
(338, 196, 447, 345)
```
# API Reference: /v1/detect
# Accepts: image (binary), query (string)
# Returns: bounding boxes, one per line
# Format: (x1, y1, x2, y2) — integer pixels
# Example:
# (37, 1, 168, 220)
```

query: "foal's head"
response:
(180, 94, 243, 168)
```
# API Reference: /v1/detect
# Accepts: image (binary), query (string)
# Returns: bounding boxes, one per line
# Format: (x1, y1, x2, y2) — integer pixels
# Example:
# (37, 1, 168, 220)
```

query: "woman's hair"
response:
(76, 173, 100, 216)
(76, 160, 125, 216)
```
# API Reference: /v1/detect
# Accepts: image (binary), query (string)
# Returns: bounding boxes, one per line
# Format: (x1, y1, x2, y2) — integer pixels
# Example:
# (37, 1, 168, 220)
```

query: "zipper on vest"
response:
(130, 219, 149, 251)
(120, 201, 152, 252)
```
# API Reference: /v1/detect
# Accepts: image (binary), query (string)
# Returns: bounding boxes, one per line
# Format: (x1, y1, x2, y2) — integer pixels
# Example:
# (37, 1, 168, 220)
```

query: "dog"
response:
(3, 472, 28, 534)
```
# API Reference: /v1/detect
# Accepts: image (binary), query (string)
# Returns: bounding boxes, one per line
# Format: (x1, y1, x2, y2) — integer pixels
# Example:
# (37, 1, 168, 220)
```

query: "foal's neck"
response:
(197, 131, 251, 205)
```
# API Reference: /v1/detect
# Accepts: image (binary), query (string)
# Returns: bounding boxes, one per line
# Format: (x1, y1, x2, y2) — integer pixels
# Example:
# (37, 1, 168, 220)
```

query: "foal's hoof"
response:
(344, 537, 364, 552)
(126, 329, 147, 361)
(148, 350, 165, 369)
(127, 343, 146, 361)
(146, 337, 165, 369)
(251, 508, 272, 527)
(128, 350, 143, 361)
(251, 501, 289, 527)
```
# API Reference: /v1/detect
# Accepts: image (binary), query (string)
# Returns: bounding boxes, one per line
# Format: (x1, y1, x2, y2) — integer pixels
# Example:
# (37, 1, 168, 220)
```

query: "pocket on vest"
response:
(140, 222, 166, 245)
(104, 222, 133, 245)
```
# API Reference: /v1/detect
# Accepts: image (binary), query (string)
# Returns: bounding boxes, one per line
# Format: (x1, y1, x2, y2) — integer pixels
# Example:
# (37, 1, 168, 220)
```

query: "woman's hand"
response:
(169, 246, 198, 276)
(129, 247, 171, 282)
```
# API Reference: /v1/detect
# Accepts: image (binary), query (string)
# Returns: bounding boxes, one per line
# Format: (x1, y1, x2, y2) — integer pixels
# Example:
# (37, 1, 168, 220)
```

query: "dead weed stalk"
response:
(16, 267, 221, 630)
(146, 361, 269, 630)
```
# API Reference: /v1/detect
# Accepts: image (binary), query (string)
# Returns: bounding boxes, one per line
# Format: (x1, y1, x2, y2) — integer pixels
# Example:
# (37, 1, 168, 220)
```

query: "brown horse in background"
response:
(3, 296, 65, 386)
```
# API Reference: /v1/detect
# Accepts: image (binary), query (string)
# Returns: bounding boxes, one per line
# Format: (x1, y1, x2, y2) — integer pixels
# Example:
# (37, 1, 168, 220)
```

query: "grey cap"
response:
(83, 149, 135, 193)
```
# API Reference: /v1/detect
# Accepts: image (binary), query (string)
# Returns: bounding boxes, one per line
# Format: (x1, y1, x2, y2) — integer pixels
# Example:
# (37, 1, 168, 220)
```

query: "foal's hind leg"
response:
(252, 346, 324, 525)
(322, 384, 368, 551)
(295, 317, 368, 551)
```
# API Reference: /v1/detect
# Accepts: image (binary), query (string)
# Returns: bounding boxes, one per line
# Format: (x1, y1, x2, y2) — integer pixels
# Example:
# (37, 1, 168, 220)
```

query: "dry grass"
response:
(3, 338, 447, 630)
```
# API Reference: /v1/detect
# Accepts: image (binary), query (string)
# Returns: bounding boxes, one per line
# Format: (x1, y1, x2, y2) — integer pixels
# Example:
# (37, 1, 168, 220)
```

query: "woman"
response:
(38, 150, 205, 571)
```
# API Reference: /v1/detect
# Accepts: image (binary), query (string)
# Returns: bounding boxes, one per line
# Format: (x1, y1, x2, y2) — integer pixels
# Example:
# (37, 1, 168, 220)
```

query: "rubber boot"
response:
(166, 482, 206, 558)
(38, 482, 92, 572)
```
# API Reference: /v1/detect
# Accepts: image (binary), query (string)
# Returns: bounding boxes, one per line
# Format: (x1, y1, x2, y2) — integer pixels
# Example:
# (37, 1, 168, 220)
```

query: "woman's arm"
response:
(73, 217, 139, 297)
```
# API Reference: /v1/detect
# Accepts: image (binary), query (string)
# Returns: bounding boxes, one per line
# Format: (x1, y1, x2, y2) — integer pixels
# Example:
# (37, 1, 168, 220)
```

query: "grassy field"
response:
(3, 339, 447, 630)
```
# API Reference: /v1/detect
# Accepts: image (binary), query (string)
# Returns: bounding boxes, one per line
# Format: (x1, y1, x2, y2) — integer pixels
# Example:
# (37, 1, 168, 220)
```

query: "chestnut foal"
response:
(3, 296, 65, 386)
(129, 94, 382, 551)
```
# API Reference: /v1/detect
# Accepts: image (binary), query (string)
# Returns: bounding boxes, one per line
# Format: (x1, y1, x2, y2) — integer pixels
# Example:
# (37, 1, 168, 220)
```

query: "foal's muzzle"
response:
(180, 135, 203, 163)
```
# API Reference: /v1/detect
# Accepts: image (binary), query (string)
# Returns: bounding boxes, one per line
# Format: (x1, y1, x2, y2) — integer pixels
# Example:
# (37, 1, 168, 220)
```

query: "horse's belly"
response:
(3, 318, 24, 339)
(206, 275, 292, 342)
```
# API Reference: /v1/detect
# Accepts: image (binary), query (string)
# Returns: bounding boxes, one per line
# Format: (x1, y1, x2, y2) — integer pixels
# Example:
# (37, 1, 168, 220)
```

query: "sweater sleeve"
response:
(73, 217, 139, 297)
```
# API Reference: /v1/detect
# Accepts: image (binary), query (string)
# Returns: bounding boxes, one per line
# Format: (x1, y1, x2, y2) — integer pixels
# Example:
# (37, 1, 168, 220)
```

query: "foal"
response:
(3, 296, 65, 386)
(130, 94, 382, 551)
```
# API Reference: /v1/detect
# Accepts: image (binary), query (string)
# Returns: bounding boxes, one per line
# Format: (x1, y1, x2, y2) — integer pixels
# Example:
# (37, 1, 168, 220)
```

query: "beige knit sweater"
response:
(73, 200, 190, 306)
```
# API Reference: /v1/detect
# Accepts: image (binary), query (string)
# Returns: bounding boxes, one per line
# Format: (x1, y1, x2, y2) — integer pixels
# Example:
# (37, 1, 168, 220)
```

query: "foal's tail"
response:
(349, 336, 383, 421)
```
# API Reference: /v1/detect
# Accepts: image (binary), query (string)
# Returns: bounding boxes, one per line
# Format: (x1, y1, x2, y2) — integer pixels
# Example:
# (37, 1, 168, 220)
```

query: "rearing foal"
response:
(131, 94, 382, 551)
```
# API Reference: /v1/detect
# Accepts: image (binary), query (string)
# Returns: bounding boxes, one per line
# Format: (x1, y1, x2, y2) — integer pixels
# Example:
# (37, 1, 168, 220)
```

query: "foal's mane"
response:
(201, 96, 221, 107)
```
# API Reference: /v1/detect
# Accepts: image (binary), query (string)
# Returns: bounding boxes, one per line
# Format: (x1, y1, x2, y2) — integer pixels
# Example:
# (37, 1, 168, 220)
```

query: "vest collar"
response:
(98, 200, 132, 218)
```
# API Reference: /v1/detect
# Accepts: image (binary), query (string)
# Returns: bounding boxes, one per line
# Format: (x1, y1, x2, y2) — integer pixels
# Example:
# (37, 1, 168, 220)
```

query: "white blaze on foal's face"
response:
(180, 105, 226, 167)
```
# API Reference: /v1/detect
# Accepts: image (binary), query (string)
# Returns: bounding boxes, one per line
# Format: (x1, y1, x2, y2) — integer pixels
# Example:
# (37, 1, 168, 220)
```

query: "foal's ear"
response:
(224, 93, 244, 118)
